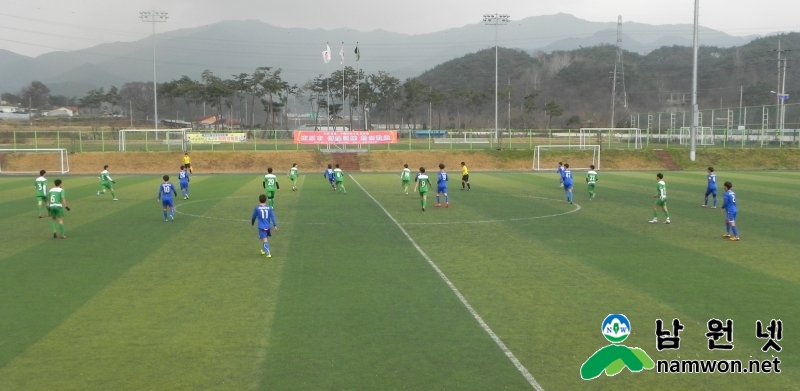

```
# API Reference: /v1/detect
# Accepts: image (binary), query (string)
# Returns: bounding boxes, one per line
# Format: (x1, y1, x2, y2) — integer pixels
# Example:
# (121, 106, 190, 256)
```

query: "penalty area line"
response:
(348, 175, 545, 391)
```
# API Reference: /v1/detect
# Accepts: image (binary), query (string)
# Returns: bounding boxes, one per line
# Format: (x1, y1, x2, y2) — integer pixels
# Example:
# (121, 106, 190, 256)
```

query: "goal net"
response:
(119, 128, 189, 152)
(679, 127, 714, 145)
(580, 128, 642, 148)
(0, 149, 70, 174)
(533, 145, 600, 171)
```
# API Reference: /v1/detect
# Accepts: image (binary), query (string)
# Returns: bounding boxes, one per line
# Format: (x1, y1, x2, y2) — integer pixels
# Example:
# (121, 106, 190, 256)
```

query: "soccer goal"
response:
(532, 145, 600, 171)
(119, 128, 189, 152)
(0, 148, 70, 174)
(579, 128, 641, 148)
(679, 127, 714, 145)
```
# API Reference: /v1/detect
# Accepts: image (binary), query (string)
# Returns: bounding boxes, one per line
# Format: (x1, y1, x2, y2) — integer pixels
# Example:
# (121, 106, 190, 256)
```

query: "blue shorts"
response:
(258, 228, 272, 239)
(726, 210, 737, 223)
(162, 199, 174, 208)
(180, 182, 189, 190)
(705, 188, 717, 196)
(438, 186, 447, 194)
(563, 183, 573, 190)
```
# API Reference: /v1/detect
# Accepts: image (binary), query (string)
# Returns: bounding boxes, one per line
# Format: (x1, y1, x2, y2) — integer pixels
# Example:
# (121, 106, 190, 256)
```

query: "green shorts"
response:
(36, 195, 46, 202)
(587, 183, 595, 191)
(290, 176, 297, 181)
(419, 191, 428, 197)
(336, 180, 343, 184)
(267, 190, 276, 199)
(101, 182, 112, 190)
(402, 179, 410, 185)
(654, 198, 667, 207)
(49, 206, 64, 218)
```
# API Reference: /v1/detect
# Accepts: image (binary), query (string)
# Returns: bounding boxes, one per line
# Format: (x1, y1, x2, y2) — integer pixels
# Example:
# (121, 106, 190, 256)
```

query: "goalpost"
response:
(532, 145, 600, 171)
(119, 128, 189, 152)
(679, 127, 714, 145)
(0, 149, 70, 174)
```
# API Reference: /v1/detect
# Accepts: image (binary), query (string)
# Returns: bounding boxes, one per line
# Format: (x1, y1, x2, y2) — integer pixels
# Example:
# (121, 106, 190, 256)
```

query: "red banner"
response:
(293, 131, 397, 145)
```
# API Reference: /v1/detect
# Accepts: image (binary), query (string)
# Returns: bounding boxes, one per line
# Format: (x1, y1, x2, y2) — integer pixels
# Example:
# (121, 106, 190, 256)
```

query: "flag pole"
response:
(326, 42, 330, 130)
(341, 42, 345, 132)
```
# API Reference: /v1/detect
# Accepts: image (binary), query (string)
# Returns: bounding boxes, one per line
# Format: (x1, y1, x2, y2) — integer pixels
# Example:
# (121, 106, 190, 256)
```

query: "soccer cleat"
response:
(112, 198, 119, 201)
(260, 250, 266, 255)
(648, 219, 658, 224)
(96, 191, 100, 196)
(164, 219, 168, 222)
(422, 207, 426, 212)
(435, 204, 441, 207)
(664, 219, 671, 224)
(266, 254, 272, 258)
(445, 202, 449, 208)
(711, 206, 716, 209)
(60, 236, 66, 239)
(53, 232, 58, 239)
(702, 205, 707, 208)
(38, 215, 43, 218)
(170, 215, 175, 221)
(730, 237, 740, 241)
(723, 234, 731, 238)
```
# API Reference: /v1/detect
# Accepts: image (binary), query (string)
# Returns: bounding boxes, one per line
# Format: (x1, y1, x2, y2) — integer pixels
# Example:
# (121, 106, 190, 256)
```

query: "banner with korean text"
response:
(186, 132, 247, 144)
(294, 131, 397, 144)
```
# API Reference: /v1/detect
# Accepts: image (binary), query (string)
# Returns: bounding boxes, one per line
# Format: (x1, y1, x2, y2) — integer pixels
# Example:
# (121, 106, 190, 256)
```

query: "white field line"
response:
(349, 174, 545, 391)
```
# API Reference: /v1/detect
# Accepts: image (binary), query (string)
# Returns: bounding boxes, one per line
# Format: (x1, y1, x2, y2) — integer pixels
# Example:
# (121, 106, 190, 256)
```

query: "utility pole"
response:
(140, 10, 168, 137)
(738, 86, 743, 127)
(483, 13, 510, 143)
(507, 78, 511, 133)
(690, 0, 699, 162)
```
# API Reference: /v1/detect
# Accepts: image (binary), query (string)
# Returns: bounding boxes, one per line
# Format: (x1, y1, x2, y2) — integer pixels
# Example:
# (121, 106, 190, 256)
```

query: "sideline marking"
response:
(349, 174, 545, 391)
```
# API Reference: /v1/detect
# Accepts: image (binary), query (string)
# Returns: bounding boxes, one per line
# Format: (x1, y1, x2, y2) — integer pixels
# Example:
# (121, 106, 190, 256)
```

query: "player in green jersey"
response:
(96, 165, 118, 201)
(35, 169, 47, 218)
(333, 164, 346, 194)
(586, 165, 598, 201)
(288, 163, 299, 191)
(46, 179, 70, 239)
(649, 173, 671, 224)
(413, 167, 432, 211)
(263, 167, 280, 207)
(401, 164, 411, 195)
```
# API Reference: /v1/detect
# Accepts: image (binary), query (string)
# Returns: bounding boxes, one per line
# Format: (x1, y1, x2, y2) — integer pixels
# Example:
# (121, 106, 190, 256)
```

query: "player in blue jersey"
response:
(251, 194, 278, 257)
(178, 165, 190, 200)
(324, 164, 336, 190)
(722, 181, 739, 241)
(703, 166, 717, 208)
(157, 175, 178, 221)
(436, 163, 449, 208)
(562, 163, 574, 204)
(557, 162, 565, 187)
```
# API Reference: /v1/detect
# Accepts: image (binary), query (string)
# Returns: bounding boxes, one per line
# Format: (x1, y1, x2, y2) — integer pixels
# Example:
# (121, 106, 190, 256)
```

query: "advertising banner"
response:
(294, 131, 397, 145)
(186, 132, 246, 144)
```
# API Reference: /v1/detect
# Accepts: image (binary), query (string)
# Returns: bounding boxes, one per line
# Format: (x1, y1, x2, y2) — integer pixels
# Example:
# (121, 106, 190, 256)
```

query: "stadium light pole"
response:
(689, 0, 699, 161)
(140, 10, 168, 134)
(483, 13, 509, 145)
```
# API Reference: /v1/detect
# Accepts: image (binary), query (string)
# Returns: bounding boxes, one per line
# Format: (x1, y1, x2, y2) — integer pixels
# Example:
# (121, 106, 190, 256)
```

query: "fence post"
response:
(528, 129, 532, 150)
(13, 130, 17, 149)
(57, 131, 60, 148)
(79, 131, 83, 152)
(145, 130, 148, 152)
(428, 130, 431, 150)
(34, 131, 38, 149)
(101, 129, 105, 152)
(274, 129, 278, 150)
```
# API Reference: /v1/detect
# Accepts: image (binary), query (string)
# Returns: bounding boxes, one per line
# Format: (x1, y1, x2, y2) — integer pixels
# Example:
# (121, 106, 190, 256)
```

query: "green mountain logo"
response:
(580, 314, 655, 380)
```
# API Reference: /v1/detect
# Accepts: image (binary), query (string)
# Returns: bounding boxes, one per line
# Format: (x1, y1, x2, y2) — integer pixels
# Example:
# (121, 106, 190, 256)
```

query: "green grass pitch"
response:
(0, 170, 798, 390)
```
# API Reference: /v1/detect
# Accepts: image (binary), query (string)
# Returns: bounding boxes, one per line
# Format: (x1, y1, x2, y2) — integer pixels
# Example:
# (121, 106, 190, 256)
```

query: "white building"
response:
(44, 107, 78, 117)
(0, 106, 18, 113)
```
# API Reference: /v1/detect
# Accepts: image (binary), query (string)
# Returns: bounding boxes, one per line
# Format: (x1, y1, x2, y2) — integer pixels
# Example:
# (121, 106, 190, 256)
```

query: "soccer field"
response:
(0, 170, 798, 390)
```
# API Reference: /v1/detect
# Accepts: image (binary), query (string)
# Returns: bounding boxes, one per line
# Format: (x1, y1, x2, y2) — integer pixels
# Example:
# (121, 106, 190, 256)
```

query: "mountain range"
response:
(0, 13, 760, 98)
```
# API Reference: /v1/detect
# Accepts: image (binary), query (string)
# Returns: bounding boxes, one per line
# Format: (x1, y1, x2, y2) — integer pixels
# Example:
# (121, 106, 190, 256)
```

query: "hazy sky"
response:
(1, 0, 798, 57)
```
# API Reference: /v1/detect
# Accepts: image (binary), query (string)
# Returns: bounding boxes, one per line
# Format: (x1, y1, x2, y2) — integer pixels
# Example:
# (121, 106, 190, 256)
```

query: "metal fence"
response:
(0, 128, 797, 153)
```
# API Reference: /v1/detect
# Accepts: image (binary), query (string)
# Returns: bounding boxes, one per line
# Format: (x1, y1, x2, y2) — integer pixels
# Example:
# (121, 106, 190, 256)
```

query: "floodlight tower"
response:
(483, 13, 509, 144)
(140, 10, 168, 132)
(690, 0, 699, 162)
